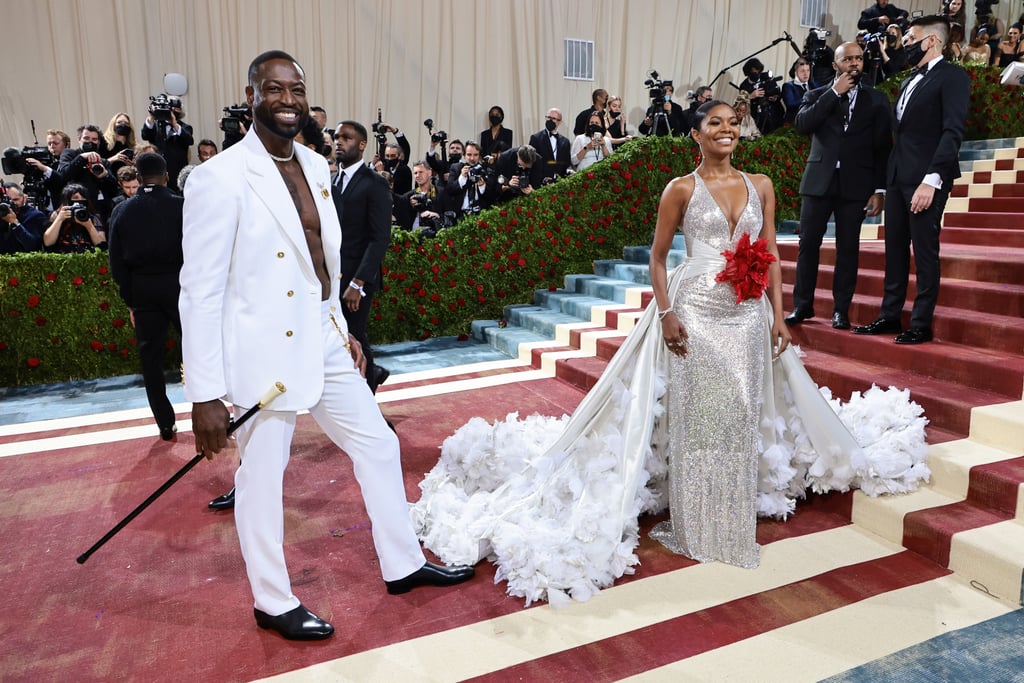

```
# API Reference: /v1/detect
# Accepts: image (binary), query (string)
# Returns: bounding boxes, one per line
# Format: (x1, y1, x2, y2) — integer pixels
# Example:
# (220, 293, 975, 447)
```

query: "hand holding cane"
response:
(76, 382, 286, 564)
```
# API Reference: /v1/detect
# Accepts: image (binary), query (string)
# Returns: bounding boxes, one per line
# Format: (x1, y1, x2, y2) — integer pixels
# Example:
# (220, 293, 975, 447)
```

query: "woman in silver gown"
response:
(412, 101, 928, 606)
(648, 100, 790, 569)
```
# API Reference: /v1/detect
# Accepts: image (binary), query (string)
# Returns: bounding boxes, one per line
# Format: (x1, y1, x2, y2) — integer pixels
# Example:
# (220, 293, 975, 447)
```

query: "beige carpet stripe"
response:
(255, 526, 902, 683)
(622, 575, 1014, 683)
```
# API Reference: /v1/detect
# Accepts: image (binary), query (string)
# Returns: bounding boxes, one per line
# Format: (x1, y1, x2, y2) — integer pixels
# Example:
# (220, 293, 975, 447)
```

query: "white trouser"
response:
(232, 302, 425, 616)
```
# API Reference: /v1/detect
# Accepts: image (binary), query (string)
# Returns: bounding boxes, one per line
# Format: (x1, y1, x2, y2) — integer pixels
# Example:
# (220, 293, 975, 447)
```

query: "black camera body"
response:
(69, 201, 90, 223)
(467, 162, 493, 184)
(220, 104, 252, 134)
(644, 70, 672, 103)
(149, 93, 173, 122)
(2, 145, 53, 176)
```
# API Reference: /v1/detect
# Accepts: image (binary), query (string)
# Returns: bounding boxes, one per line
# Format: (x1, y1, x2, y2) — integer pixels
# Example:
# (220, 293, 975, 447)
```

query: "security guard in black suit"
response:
(786, 42, 893, 330)
(107, 152, 184, 439)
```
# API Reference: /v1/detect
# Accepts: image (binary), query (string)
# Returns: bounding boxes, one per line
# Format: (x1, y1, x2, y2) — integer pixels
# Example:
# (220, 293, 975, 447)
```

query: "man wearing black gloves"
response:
(107, 153, 184, 440)
(332, 120, 393, 394)
(786, 42, 893, 331)
(0, 183, 47, 253)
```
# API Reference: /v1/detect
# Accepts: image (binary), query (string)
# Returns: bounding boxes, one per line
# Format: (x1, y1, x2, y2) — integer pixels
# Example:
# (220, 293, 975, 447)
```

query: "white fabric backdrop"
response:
(1, 0, 1009, 161)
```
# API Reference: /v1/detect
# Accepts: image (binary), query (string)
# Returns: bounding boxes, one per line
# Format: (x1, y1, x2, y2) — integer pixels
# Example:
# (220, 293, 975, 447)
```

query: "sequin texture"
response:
(650, 171, 765, 568)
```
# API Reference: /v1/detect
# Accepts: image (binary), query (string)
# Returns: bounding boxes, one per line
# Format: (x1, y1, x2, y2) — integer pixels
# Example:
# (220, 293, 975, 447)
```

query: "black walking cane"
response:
(76, 382, 286, 564)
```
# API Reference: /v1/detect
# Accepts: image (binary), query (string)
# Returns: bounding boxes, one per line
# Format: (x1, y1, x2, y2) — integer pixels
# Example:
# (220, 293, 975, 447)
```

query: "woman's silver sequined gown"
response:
(650, 171, 765, 568)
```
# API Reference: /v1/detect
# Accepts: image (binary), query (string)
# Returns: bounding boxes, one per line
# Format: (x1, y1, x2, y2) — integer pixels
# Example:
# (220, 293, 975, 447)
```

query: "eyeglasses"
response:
(545, 116, 562, 122)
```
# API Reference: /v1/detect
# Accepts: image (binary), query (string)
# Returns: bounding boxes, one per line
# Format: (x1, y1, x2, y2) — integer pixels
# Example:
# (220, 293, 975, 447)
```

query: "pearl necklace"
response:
(269, 147, 295, 163)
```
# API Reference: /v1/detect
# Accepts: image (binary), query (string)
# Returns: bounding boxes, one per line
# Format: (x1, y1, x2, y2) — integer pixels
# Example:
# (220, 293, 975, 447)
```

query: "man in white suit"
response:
(179, 50, 473, 641)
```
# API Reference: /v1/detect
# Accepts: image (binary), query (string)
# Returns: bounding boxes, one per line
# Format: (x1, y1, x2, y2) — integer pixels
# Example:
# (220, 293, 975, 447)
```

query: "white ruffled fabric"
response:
(412, 283, 930, 607)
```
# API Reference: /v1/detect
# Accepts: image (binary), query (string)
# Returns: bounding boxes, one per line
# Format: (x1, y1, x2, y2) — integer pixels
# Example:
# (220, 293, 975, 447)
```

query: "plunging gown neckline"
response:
(693, 170, 750, 242)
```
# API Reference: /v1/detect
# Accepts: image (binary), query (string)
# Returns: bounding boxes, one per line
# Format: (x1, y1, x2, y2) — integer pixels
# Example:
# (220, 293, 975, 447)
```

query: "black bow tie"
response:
(911, 64, 929, 78)
(549, 131, 558, 138)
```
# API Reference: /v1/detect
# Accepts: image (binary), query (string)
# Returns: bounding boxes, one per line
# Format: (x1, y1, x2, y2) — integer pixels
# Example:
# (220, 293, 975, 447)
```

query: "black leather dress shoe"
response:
(208, 486, 235, 510)
(852, 318, 902, 335)
(370, 365, 390, 394)
(783, 309, 814, 326)
(831, 312, 851, 330)
(894, 327, 933, 344)
(254, 604, 334, 640)
(159, 424, 177, 441)
(385, 561, 475, 595)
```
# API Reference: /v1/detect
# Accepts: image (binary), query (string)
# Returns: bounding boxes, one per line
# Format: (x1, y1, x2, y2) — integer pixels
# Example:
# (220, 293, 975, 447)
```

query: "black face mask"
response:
(545, 119, 558, 133)
(114, 124, 131, 136)
(449, 153, 462, 165)
(489, 114, 503, 126)
(385, 159, 398, 171)
(80, 141, 98, 153)
(587, 124, 604, 136)
(610, 110, 621, 119)
(903, 37, 928, 67)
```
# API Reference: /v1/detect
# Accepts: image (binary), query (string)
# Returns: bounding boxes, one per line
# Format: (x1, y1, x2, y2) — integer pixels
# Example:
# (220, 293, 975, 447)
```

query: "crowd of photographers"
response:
(4, 0, 1022, 251)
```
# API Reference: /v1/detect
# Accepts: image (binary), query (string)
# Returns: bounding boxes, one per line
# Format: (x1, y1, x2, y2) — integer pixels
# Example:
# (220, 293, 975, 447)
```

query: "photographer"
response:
(374, 123, 413, 193)
(803, 29, 837, 87)
(56, 125, 119, 223)
(739, 59, 785, 134)
(570, 112, 613, 171)
(682, 87, 713, 133)
(42, 183, 106, 253)
(445, 141, 490, 218)
(20, 129, 71, 210)
(141, 95, 194, 192)
(397, 161, 447, 234)
(102, 112, 137, 173)
(426, 134, 463, 181)
(639, 81, 686, 136)
(878, 24, 909, 82)
(858, 0, 910, 33)
(219, 102, 252, 150)
(491, 144, 539, 205)
(0, 182, 47, 254)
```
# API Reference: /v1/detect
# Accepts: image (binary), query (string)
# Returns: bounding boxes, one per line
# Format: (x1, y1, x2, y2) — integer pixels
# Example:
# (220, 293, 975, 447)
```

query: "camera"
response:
(90, 161, 106, 176)
(149, 93, 173, 122)
(1, 145, 53, 176)
(516, 174, 531, 189)
(121, 148, 135, 161)
(411, 192, 434, 213)
(69, 201, 90, 223)
(467, 162, 491, 184)
(644, 70, 672, 102)
(220, 104, 252, 134)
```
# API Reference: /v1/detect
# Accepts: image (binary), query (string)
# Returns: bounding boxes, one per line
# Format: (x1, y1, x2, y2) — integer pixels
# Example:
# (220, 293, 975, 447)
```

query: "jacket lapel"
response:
(241, 130, 318, 285)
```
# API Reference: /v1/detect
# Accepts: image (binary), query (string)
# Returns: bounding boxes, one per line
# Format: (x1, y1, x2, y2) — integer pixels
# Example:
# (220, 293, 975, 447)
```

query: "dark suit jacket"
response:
(107, 184, 184, 309)
(527, 131, 572, 184)
(480, 127, 513, 156)
(57, 148, 119, 220)
(332, 164, 393, 292)
(795, 83, 893, 200)
(887, 59, 971, 188)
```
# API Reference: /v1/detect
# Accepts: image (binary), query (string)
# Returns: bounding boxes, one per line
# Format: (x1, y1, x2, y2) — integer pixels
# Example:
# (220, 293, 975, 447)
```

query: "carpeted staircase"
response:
(473, 137, 1024, 608)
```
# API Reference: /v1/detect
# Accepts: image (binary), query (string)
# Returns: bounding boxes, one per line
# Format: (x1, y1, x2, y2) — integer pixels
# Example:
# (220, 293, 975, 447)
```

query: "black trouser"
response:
(880, 182, 949, 329)
(131, 273, 182, 429)
(342, 288, 380, 391)
(792, 172, 867, 318)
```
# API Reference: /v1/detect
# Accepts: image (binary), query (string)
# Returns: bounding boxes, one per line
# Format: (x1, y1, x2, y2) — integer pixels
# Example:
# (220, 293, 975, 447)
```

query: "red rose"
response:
(51, 337, 59, 345)
(112, 318, 126, 328)
(27, 295, 40, 308)
(457, 333, 469, 341)
(120, 348, 129, 357)
(45, 273, 57, 282)
(108, 343, 117, 352)
(0, 341, 7, 351)
(98, 265, 108, 275)
(27, 357, 40, 368)
(35, 316, 46, 326)
(99, 301, 110, 311)
(7, 277, 18, 286)
(90, 340, 104, 351)
(8, 310, 21, 317)
(72, 276, 84, 287)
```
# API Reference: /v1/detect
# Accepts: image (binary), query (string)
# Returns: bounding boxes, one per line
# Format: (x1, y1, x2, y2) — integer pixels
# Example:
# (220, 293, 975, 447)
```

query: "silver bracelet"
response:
(348, 281, 366, 297)
(657, 308, 673, 320)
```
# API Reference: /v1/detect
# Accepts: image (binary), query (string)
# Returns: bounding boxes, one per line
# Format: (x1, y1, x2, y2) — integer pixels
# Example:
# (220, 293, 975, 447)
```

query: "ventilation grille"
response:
(564, 38, 594, 81)
(800, 0, 829, 28)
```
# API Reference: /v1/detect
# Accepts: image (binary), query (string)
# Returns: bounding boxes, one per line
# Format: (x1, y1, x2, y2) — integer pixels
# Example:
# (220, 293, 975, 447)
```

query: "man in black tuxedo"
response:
(107, 152, 183, 439)
(445, 141, 489, 217)
(333, 120, 393, 392)
(141, 98, 194, 193)
(527, 108, 572, 185)
(854, 15, 969, 344)
(786, 42, 893, 331)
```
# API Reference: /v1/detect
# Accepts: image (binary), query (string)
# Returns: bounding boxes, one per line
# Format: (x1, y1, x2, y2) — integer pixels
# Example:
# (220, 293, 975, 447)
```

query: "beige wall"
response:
(1, 0, 1015, 161)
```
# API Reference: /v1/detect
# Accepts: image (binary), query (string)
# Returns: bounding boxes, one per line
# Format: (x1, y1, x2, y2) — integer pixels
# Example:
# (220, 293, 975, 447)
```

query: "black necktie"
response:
(911, 64, 929, 78)
(839, 92, 851, 130)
